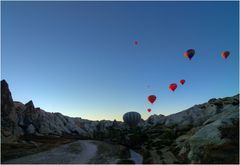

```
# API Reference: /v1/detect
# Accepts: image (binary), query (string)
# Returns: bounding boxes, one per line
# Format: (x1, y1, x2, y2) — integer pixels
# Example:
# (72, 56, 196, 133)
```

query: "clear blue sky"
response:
(2, 1, 239, 121)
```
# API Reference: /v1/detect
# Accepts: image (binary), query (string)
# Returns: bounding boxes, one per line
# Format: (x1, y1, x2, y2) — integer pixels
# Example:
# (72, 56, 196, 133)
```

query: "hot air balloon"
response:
(148, 95, 156, 104)
(123, 111, 141, 127)
(180, 79, 185, 85)
(184, 49, 195, 60)
(221, 51, 230, 59)
(147, 108, 151, 113)
(169, 83, 177, 92)
(134, 41, 138, 45)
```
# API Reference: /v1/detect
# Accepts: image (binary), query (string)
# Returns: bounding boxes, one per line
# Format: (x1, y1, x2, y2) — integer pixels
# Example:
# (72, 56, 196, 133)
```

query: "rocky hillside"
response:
(1, 80, 126, 143)
(1, 80, 239, 163)
(92, 93, 239, 164)
(141, 94, 239, 163)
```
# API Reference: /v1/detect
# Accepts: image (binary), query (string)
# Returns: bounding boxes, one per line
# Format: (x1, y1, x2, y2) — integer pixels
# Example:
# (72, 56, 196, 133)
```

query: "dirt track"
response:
(3, 140, 97, 164)
(3, 140, 143, 164)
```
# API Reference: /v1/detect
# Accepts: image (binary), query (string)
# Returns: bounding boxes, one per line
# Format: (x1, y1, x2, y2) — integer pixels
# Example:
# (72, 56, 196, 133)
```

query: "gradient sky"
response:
(1, 1, 239, 121)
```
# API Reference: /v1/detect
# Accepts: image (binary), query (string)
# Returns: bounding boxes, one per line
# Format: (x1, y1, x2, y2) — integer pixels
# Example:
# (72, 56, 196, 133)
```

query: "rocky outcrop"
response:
(146, 114, 165, 125)
(25, 101, 35, 110)
(1, 80, 130, 143)
(26, 124, 36, 134)
(1, 80, 239, 164)
(146, 94, 239, 131)
(142, 94, 239, 164)
(188, 107, 239, 163)
(1, 80, 123, 141)
(1, 80, 23, 143)
(1, 80, 14, 106)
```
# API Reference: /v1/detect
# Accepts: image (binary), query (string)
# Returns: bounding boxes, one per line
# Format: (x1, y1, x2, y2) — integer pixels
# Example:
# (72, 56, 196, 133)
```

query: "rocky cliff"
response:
(1, 80, 125, 143)
(142, 94, 239, 163)
(1, 80, 239, 163)
(1, 80, 23, 142)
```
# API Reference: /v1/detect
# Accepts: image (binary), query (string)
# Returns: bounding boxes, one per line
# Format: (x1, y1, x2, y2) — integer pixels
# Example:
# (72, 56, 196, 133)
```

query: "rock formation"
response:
(142, 94, 239, 163)
(1, 80, 239, 163)
(1, 80, 121, 141)
(1, 80, 23, 143)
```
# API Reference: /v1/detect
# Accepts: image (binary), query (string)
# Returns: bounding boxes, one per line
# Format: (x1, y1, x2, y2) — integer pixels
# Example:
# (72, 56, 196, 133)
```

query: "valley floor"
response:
(2, 140, 142, 164)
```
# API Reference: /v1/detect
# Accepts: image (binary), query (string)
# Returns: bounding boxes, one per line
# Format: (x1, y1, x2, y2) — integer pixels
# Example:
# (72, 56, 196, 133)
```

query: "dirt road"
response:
(3, 140, 97, 164)
(3, 140, 143, 164)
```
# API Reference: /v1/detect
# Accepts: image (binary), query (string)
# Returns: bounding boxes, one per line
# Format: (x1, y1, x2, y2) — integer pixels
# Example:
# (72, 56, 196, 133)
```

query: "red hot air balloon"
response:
(184, 49, 195, 60)
(148, 95, 156, 104)
(169, 83, 177, 92)
(147, 108, 151, 112)
(221, 51, 230, 59)
(134, 41, 138, 45)
(180, 79, 185, 85)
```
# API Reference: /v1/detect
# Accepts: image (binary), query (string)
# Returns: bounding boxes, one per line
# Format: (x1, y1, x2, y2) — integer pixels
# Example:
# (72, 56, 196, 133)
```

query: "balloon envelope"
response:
(148, 95, 157, 104)
(221, 51, 230, 59)
(123, 111, 141, 127)
(180, 79, 185, 85)
(147, 108, 151, 112)
(169, 83, 178, 91)
(184, 49, 195, 60)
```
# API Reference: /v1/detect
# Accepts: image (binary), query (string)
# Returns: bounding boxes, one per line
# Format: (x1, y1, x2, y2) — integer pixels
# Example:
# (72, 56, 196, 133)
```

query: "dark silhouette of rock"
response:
(1, 79, 14, 106)
(1, 80, 23, 142)
(25, 100, 35, 110)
